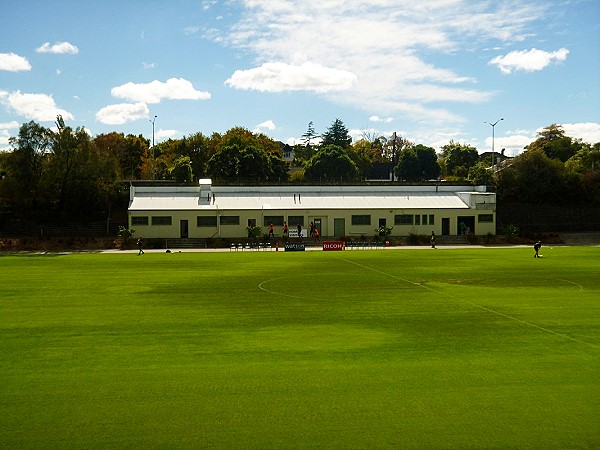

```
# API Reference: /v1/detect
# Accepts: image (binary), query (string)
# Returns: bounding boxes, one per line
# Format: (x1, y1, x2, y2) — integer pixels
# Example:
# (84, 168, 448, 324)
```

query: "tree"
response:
(207, 127, 289, 183)
(301, 121, 319, 146)
(169, 156, 194, 184)
(47, 116, 119, 218)
(321, 119, 352, 149)
(303, 145, 360, 182)
(440, 141, 479, 178)
(495, 149, 571, 204)
(4, 121, 52, 217)
(525, 124, 582, 162)
(394, 144, 440, 181)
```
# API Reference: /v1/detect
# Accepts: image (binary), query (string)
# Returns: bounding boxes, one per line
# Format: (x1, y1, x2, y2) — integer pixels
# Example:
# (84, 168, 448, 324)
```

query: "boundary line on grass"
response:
(338, 257, 600, 350)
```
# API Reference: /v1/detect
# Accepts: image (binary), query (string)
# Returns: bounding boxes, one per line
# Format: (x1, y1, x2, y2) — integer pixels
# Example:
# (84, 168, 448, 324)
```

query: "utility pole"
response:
(484, 118, 503, 169)
(150, 115, 157, 181)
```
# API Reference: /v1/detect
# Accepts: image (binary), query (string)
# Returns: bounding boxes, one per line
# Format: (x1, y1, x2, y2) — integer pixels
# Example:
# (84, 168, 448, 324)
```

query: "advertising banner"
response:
(323, 241, 345, 251)
(284, 242, 305, 252)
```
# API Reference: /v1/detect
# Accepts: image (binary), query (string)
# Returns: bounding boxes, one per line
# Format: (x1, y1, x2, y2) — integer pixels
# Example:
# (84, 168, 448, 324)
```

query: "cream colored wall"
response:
(130, 207, 496, 239)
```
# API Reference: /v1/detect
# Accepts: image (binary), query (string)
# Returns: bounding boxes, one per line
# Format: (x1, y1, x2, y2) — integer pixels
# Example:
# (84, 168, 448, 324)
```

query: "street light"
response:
(484, 118, 503, 168)
(150, 115, 157, 180)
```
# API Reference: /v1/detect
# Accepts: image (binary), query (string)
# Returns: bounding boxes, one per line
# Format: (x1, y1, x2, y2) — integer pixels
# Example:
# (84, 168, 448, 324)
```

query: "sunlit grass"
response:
(1, 247, 599, 448)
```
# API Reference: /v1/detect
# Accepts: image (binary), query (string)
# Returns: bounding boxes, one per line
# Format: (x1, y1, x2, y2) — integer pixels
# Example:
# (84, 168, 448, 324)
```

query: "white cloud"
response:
(0, 120, 20, 130)
(226, 62, 357, 93)
(0, 52, 32, 71)
(219, 1, 546, 124)
(561, 122, 600, 145)
(489, 48, 569, 74)
(0, 91, 73, 121)
(111, 78, 211, 103)
(155, 129, 180, 141)
(95, 102, 149, 125)
(253, 120, 276, 133)
(369, 116, 394, 124)
(487, 134, 534, 156)
(36, 41, 79, 55)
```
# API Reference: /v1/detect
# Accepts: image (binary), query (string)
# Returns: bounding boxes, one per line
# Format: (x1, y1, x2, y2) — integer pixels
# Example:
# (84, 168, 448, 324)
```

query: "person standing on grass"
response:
(137, 237, 144, 255)
(534, 241, 542, 258)
(283, 221, 289, 237)
(430, 231, 436, 248)
(268, 222, 275, 238)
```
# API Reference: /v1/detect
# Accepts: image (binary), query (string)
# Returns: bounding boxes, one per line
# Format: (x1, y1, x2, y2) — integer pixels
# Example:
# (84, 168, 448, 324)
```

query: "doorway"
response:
(334, 218, 345, 237)
(457, 216, 475, 235)
(180, 219, 189, 238)
(442, 218, 450, 236)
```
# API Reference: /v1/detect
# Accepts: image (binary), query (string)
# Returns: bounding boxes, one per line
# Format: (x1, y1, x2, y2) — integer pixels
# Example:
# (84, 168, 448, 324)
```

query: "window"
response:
(152, 216, 172, 226)
(395, 214, 413, 225)
(429, 215, 435, 225)
(288, 215, 304, 226)
(131, 216, 148, 225)
(220, 216, 240, 226)
(197, 216, 217, 227)
(415, 215, 421, 225)
(352, 215, 371, 226)
(422, 215, 428, 225)
(478, 214, 494, 223)
(264, 216, 284, 226)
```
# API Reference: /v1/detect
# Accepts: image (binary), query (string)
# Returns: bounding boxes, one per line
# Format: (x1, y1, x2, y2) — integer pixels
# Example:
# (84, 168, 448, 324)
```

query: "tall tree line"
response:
(0, 118, 598, 224)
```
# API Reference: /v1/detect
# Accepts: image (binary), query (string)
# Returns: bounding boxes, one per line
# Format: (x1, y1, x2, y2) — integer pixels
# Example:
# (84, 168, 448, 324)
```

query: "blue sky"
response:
(1, 0, 599, 155)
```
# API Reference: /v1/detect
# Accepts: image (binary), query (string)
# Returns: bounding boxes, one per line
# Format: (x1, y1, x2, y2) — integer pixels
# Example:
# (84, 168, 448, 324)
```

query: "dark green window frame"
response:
(288, 216, 304, 226)
(152, 216, 172, 226)
(220, 216, 240, 226)
(131, 216, 148, 226)
(197, 216, 217, 227)
(264, 216, 284, 226)
(395, 214, 413, 225)
(478, 214, 494, 223)
(352, 215, 371, 226)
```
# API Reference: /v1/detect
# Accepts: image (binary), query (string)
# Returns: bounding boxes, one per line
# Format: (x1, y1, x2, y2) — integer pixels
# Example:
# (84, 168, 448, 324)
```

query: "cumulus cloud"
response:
(489, 48, 569, 74)
(217, 1, 547, 123)
(226, 62, 357, 93)
(0, 91, 73, 121)
(95, 102, 150, 125)
(155, 129, 180, 141)
(111, 78, 211, 104)
(561, 122, 600, 145)
(253, 120, 276, 133)
(0, 52, 32, 71)
(369, 116, 394, 124)
(36, 41, 79, 55)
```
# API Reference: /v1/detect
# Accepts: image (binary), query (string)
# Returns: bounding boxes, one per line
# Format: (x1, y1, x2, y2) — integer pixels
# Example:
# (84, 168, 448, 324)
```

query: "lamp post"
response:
(484, 118, 503, 169)
(150, 115, 157, 180)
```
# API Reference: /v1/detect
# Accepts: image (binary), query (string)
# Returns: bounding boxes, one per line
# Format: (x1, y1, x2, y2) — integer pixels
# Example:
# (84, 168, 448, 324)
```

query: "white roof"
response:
(129, 185, 475, 211)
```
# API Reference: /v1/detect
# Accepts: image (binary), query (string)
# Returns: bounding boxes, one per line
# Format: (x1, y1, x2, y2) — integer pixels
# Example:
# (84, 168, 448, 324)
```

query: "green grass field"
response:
(1, 247, 599, 449)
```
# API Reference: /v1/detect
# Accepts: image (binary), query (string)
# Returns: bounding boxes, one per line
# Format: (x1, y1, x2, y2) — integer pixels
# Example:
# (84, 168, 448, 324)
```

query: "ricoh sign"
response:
(323, 241, 344, 251)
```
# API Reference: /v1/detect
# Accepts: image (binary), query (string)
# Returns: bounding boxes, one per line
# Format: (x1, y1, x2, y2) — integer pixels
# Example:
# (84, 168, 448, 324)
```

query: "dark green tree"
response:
(169, 156, 194, 184)
(525, 124, 582, 162)
(303, 145, 360, 182)
(321, 119, 352, 149)
(440, 141, 479, 178)
(4, 121, 52, 217)
(394, 145, 440, 181)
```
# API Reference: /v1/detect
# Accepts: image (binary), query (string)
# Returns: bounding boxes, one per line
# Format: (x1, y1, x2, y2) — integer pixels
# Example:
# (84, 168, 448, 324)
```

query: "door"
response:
(180, 219, 189, 238)
(314, 218, 322, 236)
(457, 216, 475, 235)
(334, 218, 345, 237)
(442, 218, 450, 236)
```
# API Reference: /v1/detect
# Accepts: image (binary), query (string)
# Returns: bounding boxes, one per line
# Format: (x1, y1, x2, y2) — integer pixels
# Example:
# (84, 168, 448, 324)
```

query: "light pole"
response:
(484, 118, 503, 168)
(150, 115, 157, 180)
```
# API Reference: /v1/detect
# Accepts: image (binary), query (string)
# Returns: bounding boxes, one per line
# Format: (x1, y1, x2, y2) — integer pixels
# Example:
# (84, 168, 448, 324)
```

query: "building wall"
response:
(129, 207, 496, 239)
